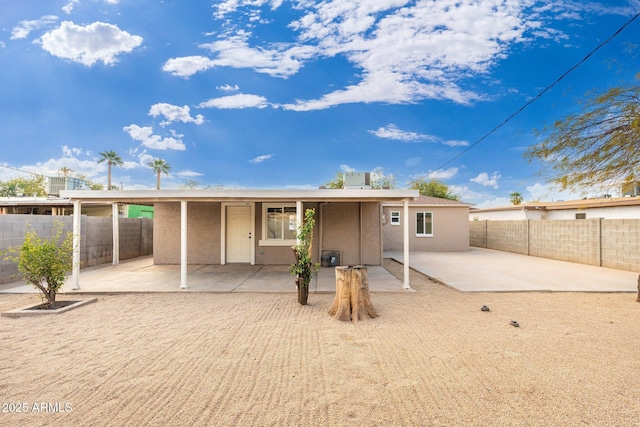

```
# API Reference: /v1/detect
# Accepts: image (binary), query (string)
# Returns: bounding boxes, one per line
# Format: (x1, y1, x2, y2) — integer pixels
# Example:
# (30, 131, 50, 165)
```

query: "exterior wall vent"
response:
(344, 172, 371, 189)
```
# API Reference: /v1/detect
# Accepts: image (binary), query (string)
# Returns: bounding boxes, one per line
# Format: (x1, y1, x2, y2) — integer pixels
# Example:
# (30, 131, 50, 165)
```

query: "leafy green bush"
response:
(3, 223, 74, 308)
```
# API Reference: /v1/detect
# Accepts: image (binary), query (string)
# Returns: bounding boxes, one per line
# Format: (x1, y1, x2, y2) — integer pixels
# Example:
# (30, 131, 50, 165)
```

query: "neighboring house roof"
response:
(60, 188, 419, 203)
(0, 196, 73, 208)
(383, 195, 471, 207)
(470, 196, 640, 213)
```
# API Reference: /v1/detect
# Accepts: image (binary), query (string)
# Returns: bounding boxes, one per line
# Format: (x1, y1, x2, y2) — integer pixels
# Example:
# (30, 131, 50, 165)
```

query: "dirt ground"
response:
(1, 260, 639, 427)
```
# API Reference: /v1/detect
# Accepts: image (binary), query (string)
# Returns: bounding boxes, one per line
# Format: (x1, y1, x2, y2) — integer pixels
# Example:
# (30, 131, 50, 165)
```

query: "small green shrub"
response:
(3, 222, 74, 308)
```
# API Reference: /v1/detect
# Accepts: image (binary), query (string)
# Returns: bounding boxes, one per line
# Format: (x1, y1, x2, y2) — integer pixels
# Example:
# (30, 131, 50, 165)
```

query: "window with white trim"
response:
(390, 211, 400, 225)
(416, 211, 433, 237)
(261, 203, 297, 246)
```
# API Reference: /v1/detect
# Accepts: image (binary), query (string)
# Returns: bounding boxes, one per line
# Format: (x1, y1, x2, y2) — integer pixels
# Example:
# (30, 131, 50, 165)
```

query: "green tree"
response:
(149, 158, 171, 190)
(325, 172, 344, 189)
(2, 223, 74, 308)
(0, 176, 47, 197)
(510, 192, 524, 205)
(97, 150, 124, 190)
(74, 173, 104, 191)
(525, 76, 640, 192)
(410, 179, 460, 200)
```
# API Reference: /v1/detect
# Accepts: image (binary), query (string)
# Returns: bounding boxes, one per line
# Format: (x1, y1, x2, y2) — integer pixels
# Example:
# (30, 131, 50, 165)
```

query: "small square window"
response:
(261, 203, 297, 246)
(390, 211, 400, 225)
(575, 212, 586, 220)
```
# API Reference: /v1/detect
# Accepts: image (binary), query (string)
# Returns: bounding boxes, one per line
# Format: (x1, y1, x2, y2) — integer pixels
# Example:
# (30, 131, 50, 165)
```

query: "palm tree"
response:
(97, 150, 123, 190)
(510, 192, 524, 205)
(149, 158, 171, 190)
(58, 167, 73, 177)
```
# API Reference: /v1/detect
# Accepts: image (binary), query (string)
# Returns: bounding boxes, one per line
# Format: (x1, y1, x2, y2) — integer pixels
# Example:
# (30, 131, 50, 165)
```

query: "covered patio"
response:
(59, 188, 418, 291)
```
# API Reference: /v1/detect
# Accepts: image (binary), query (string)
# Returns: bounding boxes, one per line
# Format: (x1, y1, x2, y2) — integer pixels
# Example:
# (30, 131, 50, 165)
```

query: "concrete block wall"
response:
(486, 220, 528, 255)
(601, 219, 640, 271)
(469, 220, 486, 248)
(470, 218, 640, 273)
(84, 216, 113, 267)
(0, 215, 153, 284)
(0, 216, 74, 284)
(528, 219, 600, 265)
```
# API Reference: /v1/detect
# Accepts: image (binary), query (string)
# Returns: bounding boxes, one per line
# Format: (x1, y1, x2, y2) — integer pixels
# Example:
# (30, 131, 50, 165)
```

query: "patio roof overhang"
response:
(60, 188, 419, 204)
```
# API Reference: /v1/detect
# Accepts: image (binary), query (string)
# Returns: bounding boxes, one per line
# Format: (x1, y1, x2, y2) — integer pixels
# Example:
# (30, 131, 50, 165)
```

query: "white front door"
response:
(226, 206, 252, 263)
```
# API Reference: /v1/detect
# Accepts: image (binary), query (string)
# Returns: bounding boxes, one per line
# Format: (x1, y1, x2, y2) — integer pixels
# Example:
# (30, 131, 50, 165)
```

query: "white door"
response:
(226, 206, 252, 263)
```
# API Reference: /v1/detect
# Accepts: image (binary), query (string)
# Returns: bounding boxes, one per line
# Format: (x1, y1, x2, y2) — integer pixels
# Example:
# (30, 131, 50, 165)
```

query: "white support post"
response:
(403, 199, 410, 289)
(71, 200, 81, 290)
(296, 200, 303, 245)
(112, 203, 119, 266)
(180, 200, 188, 289)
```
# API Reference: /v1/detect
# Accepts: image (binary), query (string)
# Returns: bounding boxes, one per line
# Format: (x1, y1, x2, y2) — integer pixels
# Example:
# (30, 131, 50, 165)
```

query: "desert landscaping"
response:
(1, 260, 639, 426)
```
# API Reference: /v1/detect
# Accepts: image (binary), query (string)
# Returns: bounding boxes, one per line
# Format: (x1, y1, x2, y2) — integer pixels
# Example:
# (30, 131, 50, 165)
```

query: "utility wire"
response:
(403, 10, 640, 188)
(0, 164, 45, 177)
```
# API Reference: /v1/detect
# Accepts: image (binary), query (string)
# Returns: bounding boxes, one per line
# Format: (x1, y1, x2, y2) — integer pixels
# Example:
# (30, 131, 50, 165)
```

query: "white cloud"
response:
(197, 32, 315, 78)
(62, 1, 79, 14)
(148, 103, 205, 127)
(428, 168, 459, 180)
(38, 21, 143, 66)
(217, 84, 240, 92)
(470, 196, 512, 209)
(162, 55, 216, 78)
(203, 0, 612, 111)
(283, 0, 538, 109)
(525, 182, 588, 202)
(369, 124, 436, 143)
(123, 124, 186, 150)
(165, 31, 316, 79)
(199, 93, 268, 109)
(11, 16, 58, 40)
(442, 139, 469, 147)
(62, 145, 83, 157)
(370, 124, 469, 148)
(250, 154, 274, 164)
(471, 172, 501, 189)
(213, 0, 284, 19)
(175, 170, 204, 178)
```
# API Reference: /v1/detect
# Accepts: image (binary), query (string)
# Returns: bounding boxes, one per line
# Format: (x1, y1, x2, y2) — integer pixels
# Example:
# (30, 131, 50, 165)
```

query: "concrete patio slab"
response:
(0, 256, 411, 294)
(386, 247, 639, 292)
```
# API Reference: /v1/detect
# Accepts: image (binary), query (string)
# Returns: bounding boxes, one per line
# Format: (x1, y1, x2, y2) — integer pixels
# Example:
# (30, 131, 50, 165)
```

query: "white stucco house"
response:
(470, 196, 640, 221)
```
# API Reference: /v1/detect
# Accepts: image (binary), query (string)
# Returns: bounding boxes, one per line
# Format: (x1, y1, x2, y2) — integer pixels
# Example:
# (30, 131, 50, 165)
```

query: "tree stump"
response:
(328, 266, 378, 322)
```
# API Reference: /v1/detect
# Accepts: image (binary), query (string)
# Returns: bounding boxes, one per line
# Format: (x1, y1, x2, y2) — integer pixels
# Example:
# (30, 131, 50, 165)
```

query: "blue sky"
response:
(1, 0, 639, 207)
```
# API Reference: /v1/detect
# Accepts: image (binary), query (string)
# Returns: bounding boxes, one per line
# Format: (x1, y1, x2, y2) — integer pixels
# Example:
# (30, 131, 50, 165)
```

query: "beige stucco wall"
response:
(317, 202, 382, 266)
(154, 202, 221, 264)
(154, 200, 383, 266)
(383, 206, 469, 252)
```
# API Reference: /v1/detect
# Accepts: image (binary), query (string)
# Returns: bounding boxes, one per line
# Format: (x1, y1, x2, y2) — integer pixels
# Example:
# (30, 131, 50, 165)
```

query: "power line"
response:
(0, 164, 45, 178)
(404, 10, 640, 188)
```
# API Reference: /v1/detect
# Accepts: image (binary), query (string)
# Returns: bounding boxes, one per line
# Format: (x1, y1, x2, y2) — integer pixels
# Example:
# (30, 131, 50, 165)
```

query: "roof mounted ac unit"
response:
(344, 172, 371, 189)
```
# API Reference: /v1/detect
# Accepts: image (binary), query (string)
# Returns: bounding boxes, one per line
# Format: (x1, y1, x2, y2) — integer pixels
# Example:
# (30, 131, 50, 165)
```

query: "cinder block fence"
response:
(470, 219, 640, 273)
(0, 215, 153, 285)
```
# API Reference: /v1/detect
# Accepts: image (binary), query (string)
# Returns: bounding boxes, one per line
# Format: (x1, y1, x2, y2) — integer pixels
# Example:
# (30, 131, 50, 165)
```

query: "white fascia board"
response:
(60, 189, 419, 203)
